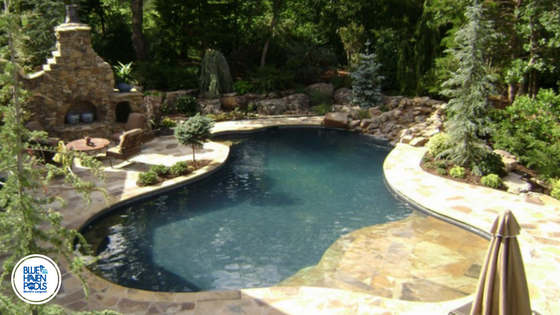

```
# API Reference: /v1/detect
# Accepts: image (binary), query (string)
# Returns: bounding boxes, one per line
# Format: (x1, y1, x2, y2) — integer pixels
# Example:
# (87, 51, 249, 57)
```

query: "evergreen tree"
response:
(174, 114, 215, 163)
(1, 1, 109, 313)
(199, 50, 234, 99)
(350, 43, 384, 108)
(441, 0, 496, 167)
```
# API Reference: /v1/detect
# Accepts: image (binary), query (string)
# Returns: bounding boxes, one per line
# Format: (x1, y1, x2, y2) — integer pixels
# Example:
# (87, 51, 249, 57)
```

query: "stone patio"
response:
(39, 117, 559, 314)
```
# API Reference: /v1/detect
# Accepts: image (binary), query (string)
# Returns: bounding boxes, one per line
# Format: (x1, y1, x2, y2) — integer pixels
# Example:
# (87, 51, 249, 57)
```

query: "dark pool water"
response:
(81, 128, 412, 292)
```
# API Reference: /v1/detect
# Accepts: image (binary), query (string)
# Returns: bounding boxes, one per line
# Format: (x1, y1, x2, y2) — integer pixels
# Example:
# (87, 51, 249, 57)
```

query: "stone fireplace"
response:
(22, 5, 151, 141)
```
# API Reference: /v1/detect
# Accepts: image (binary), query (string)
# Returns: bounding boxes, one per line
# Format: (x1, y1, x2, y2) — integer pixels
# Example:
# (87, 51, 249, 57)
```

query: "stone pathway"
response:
(33, 117, 559, 314)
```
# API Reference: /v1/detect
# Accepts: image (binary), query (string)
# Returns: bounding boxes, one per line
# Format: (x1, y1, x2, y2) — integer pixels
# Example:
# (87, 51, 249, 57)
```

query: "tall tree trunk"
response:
(260, 0, 281, 68)
(131, 0, 148, 61)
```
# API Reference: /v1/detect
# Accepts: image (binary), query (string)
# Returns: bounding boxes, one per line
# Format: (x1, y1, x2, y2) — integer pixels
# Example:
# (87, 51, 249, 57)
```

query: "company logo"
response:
(11, 254, 61, 304)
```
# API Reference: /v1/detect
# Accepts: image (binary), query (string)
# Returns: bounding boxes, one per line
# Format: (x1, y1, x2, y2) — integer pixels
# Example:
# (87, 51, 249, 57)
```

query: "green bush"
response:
(436, 161, 448, 169)
(150, 164, 169, 176)
(200, 50, 233, 99)
(284, 43, 337, 85)
(160, 117, 177, 128)
(424, 162, 435, 169)
(234, 80, 253, 95)
(174, 114, 215, 162)
(450, 166, 466, 178)
(551, 179, 560, 200)
(477, 152, 506, 176)
(138, 171, 158, 186)
(175, 95, 198, 116)
(350, 50, 384, 108)
(491, 89, 560, 179)
(427, 133, 451, 158)
(421, 156, 431, 163)
(481, 174, 501, 189)
(249, 65, 293, 93)
(437, 168, 448, 176)
(170, 161, 190, 177)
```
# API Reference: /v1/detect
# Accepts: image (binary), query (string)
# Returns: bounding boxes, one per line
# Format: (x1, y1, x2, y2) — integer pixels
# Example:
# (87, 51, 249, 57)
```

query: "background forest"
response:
(3, 0, 559, 100)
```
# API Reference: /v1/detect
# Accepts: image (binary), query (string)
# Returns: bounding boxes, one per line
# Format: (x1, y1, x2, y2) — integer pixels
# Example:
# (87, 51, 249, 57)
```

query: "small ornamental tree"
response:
(174, 114, 215, 162)
(350, 44, 384, 108)
(199, 50, 233, 99)
(441, 1, 496, 167)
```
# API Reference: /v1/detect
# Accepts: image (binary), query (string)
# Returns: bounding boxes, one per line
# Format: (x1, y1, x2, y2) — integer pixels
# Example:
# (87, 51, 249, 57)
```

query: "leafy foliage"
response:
(476, 152, 506, 176)
(480, 174, 502, 189)
(175, 95, 198, 116)
(234, 80, 253, 95)
(426, 133, 451, 158)
(113, 61, 134, 84)
(450, 166, 466, 178)
(249, 65, 292, 93)
(149, 164, 168, 176)
(491, 89, 560, 179)
(350, 49, 384, 108)
(169, 161, 189, 177)
(551, 179, 560, 200)
(174, 114, 215, 162)
(137, 171, 158, 186)
(199, 50, 233, 99)
(440, 1, 496, 166)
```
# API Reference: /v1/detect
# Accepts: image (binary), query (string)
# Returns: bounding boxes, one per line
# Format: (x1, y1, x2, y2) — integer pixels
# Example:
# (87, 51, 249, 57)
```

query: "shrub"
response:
(234, 80, 253, 95)
(481, 174, 501, 189)
(436, 161, 448, 169)
(424, 162, 435, 169)
(477, 152, 506, 176)
(437, 168, 448, 176)
(450, 166, 466, 178)
(421, 156, 431, 163)
(350, 50, 384, 108)
(250, 65, 293, 93)
(551, 179, 560, 200)
(285, 43, 337, 85)
(175, 95, 198, 116)
(491, 89, 560, 179)
(170, 161, 190, 177)
(427, 133, 451, 158)
(138, 171, 158, 186)
(160, 117, 177, 128)
(150, 164, 169, 176)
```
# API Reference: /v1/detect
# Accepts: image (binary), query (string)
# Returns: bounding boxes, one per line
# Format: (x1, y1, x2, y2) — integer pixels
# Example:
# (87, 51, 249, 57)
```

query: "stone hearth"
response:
(22, 8, 151, 142)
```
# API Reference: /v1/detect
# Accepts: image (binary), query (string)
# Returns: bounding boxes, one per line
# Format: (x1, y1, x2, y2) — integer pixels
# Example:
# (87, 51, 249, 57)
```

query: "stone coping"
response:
(47, 117, 559, 314)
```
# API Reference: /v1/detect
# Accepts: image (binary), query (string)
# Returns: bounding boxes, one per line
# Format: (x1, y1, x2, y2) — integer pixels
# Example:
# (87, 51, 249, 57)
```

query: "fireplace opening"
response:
(65, 100, 97, 125)
(115, 102, 132, 123)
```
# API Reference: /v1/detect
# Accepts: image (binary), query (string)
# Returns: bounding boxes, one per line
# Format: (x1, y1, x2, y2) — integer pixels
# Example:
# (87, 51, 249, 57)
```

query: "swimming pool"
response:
(81, 128, 412, 292)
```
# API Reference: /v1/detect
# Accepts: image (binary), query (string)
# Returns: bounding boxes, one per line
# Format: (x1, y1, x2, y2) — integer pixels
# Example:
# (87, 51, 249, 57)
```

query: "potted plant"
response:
(113, 61, 135, 92)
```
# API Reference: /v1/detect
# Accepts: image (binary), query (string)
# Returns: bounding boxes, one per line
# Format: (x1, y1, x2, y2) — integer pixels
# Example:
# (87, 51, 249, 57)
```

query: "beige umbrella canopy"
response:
(470, 210, 532, 315)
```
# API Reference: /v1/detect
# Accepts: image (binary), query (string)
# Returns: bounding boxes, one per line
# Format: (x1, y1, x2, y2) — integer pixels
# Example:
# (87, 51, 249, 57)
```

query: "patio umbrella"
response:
(470, 210, 532, 315)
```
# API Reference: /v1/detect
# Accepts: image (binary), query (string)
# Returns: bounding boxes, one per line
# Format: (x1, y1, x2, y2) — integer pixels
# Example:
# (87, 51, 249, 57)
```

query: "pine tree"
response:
(350, 43, 384, 108)
(441, 0, 496, 167)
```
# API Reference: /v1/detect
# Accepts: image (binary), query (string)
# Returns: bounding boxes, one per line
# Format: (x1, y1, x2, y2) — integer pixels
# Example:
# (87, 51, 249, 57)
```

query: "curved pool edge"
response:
(383, 143, 560, 315)
(50, 118, 560, 315)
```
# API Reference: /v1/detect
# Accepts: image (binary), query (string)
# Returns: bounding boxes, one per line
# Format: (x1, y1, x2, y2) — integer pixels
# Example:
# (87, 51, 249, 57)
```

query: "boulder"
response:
(244, 93, 266, 104)
(368, 107, 382, 117)
(360, 119, 372, 129)
(305, 83, 334, 97)
(221, 93, 248, 111)
(334, 88, 353, 105)
(323, 112, 349, 129)
(502, 173, 532, 195)
(381, 122, 396, 134)
(199, 99, 221, 115)
(409, 137, 429, 147)
(256, 99, 288, 115)
(283, 93, 310, 114)
(494, 149, 518, 172)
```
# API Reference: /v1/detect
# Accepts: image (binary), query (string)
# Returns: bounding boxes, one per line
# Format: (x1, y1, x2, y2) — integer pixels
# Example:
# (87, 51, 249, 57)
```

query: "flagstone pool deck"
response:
(51, 117, 560, 315)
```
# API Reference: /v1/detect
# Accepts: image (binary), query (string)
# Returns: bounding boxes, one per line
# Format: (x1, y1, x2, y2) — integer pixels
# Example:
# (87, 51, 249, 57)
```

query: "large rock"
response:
(221, 93, 247, 111)
(283, 93, 310, 114)
(334, 88, 353, 105)
(199, 99, 221, 115)
(163, 89, 198, 108)
(494, 149, 518, 172)
(502, 173, 531, 195)
(323, 112, 349, 129)
(256, 99, 288, 115)
(305, 83, 334, 97)
(244, 93, 266, 105)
